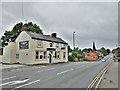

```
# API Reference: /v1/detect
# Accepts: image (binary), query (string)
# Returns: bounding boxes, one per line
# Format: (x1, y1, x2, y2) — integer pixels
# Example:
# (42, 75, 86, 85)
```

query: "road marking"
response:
(0, 79, 29, 86)
(0, 76, 16, 81)
(57, 68, 74, 75)
(9, 79, 29, 85)
(45, 68, 55, 71)
(0, 81, 13, 86)
(37, 70, 44, 73)
(14, 79, 40, 89)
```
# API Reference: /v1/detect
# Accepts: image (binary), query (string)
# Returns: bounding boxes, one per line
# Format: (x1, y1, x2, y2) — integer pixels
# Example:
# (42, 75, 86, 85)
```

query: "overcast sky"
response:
(0, 1, 118, 50)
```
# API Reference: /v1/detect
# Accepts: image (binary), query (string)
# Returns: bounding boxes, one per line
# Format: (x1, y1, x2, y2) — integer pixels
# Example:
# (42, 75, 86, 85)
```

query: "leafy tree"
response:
(1, 22, 43, 47)
(100, 47, 108, 56)
(106, 49, 111, 55)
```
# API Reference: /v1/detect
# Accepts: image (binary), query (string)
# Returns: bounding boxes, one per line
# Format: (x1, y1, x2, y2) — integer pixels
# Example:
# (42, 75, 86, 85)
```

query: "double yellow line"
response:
(87, 63, 112, 90)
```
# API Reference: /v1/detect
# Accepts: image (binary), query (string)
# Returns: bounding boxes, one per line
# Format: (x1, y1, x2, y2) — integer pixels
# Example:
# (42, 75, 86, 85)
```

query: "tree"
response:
(1, 22, 43, 47)
(100, 47, 108, 56)
(106, 49, 111, 55)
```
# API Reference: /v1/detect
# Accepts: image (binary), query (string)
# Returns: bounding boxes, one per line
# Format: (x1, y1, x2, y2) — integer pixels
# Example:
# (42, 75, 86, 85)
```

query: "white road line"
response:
(45, 68, 55, 71)
(0, 76, 16, 81)
(0, 81, 13, 86)
(57, 68, 74, 75)
(0, 79, 29, 86)
(9, 79, 30, 85)
(37, 70, 44, 73)
(14, 79, 40, 89)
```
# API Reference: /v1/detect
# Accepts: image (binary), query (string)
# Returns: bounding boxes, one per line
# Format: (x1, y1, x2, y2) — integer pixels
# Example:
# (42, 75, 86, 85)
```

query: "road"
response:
(1, 54, 113, 89)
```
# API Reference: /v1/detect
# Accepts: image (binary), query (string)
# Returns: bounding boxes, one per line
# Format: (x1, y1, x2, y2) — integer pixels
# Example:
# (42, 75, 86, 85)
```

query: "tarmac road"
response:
(1, 54, 113, 89)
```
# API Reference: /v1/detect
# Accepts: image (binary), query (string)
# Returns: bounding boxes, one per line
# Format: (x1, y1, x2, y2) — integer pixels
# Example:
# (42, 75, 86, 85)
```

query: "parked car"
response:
(102, 59, 106, 62)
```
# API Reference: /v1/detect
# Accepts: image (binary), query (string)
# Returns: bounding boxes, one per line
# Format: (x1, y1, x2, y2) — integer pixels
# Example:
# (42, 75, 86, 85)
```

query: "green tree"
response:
(100, 47, 108, 56)
(106, 49, 111, 55)
(1, 22, 43, 47)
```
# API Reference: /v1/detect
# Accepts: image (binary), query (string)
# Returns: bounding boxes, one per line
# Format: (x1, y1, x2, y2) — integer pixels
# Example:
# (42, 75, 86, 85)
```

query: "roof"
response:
(25, 31, 68, 44)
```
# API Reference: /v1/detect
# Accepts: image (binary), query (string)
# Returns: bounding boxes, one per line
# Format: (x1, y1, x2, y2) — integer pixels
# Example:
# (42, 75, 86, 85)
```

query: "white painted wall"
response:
(2, 42, 17, 63)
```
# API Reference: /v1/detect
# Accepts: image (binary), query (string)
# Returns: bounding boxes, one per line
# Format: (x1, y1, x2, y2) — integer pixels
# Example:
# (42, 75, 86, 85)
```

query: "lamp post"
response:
(73, 32, 75, 50)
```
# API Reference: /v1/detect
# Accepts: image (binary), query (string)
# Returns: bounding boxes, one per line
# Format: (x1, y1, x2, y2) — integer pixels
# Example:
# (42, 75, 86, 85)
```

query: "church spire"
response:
(93, 42, 96, 51)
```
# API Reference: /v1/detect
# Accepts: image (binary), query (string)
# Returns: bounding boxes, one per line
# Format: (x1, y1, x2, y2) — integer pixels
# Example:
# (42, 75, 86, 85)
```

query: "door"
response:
(49, 51, 52, 63)
(49, 54, 52, 63)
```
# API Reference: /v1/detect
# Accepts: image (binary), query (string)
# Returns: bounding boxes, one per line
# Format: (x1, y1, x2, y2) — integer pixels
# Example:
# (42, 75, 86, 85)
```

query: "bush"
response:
(81, 58, 87, 61)
(68, 55, 75, 62)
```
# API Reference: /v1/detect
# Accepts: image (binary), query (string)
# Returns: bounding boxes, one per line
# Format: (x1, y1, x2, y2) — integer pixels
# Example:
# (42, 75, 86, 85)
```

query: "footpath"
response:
(98, 62, 119, 89)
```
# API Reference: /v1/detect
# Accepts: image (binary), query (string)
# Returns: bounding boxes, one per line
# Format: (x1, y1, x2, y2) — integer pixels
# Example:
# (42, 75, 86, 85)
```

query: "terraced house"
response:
(2, 31, 68, 64)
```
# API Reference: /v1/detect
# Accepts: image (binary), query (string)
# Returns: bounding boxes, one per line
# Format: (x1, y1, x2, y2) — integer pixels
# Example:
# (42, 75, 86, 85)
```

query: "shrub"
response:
(81, 58, 87, 61)
(68, 55, 75, 62)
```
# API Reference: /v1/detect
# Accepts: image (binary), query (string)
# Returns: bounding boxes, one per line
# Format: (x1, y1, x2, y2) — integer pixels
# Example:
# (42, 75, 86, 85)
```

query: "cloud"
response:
(1, 2, 118, 49)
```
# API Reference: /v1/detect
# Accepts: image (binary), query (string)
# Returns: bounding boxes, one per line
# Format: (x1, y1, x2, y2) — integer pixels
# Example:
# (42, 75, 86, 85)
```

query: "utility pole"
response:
(73, 32, 75, 50)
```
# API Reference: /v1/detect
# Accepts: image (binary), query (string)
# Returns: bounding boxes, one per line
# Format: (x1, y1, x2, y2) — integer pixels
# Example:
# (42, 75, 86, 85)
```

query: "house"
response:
(2, 31, 68, 64)
(85, 51, 97, 61)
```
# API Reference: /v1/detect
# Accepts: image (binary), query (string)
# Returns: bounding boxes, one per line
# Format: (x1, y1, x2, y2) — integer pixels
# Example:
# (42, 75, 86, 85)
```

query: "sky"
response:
(0, 0, 118, 50)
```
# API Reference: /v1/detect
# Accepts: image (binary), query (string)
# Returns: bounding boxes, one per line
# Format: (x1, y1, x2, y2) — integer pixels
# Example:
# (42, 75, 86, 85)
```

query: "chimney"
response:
(51, 33, 57, 38)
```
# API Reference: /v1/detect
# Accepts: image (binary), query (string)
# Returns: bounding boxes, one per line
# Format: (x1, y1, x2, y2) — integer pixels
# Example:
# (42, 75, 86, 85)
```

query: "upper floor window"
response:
(37, 40, 43, 47)
(63, 44, 66, 48)
(56, 43, 59, 48)
(19, 41, 29, 49)
(50, 42, 53, 47)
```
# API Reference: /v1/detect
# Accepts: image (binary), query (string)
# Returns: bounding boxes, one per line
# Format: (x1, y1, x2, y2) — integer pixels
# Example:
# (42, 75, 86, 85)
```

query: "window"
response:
(57, 51, 60, 58)
(44, 51, 46, 59)
(63, 44, 66, 48)
(16, 54, 19, 59)
(36, 51, 39, 59)
(40, 51, 43, 59)
(50, 42, 53, 47)
(35, 51, 46, 60)
(55, 52, 57, 58)
(19, 41, 29, 49)
(63, 52, 66, 59)
(56, 43, 59, 48)
(55, 51, 60, 58)
(37, 40, 43, 47)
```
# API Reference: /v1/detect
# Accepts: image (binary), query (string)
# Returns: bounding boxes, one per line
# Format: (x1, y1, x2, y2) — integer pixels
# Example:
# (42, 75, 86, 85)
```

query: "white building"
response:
(2, 31, 68, 64)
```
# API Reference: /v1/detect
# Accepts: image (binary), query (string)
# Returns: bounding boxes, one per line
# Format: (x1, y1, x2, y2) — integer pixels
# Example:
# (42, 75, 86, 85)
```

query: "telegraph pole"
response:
(73, 32, 75, 50)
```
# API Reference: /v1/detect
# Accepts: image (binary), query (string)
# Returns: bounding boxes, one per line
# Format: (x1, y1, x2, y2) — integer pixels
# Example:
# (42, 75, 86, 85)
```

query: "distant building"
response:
(2, 31, 68, 64)
(85, 51, 97, 61)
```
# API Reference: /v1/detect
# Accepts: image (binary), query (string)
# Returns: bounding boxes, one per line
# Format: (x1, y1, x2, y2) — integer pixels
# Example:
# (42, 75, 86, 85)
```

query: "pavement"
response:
(98, 62, 118, 89)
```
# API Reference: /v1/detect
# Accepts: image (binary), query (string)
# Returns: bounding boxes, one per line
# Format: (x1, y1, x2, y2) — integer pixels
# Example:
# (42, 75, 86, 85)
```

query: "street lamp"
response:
(73, 32, 75, 50)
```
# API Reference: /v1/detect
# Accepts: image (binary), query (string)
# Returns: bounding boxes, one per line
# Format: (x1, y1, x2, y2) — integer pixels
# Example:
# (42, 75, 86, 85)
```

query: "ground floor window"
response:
(35, 51, 46, 60)
(63, 52, 66, 59)
(36, 51, 39, 59)
(55, 51, 60, 59)
(40, 51, 43, 59)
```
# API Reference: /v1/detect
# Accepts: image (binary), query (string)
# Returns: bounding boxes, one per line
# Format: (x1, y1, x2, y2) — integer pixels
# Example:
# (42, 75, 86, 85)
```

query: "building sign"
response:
(19, 41, 29, 49)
